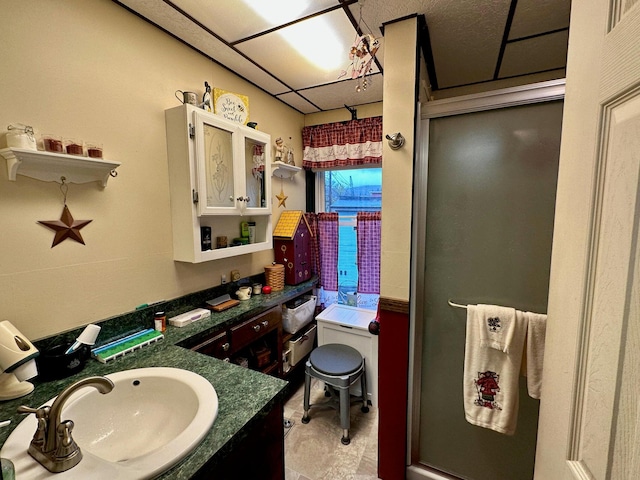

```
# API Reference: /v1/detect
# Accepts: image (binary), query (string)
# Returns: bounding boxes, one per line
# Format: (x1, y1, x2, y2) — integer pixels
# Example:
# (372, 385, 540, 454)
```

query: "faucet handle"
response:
(55, 420, 80, 461)
(17, 405, 50, 451)
(17, 405, 42, 415)
(17, 404, 51, 422)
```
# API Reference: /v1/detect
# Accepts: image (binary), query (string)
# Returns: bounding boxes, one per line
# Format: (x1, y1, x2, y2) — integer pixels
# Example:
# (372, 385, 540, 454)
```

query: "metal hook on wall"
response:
(385, 132, 405, 150)
(59, 176, 69, 205)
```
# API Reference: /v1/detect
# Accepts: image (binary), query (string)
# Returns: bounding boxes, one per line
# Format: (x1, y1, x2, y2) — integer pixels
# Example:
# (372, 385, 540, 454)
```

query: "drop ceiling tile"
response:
(300, 75, 383, 111)
(424, 0, 513, 88)
(276, 92, 321, 114)
(171, 0, 340, 43)
(499, 30, 569, 78)
(509, 0, 571, 40)
(117, 0, 570, 102)
(236, 9, 376, 90)
(116, 0, 288, 95)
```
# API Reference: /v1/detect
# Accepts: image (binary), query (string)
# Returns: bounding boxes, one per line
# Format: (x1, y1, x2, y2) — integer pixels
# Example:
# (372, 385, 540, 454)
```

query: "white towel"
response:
(463, 305, 528, 435)
(524, 311, 547, 399)
(474, 304, 517, 353)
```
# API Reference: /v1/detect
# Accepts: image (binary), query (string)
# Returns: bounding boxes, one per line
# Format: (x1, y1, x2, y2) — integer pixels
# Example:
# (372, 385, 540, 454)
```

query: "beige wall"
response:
(380, 18, 417, 302)
(0, 0, 304, 340)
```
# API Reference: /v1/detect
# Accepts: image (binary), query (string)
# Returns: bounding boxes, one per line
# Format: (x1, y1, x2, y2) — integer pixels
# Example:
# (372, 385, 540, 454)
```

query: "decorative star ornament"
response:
(276, 187, 288, 208)
(38, 205, 92, 247)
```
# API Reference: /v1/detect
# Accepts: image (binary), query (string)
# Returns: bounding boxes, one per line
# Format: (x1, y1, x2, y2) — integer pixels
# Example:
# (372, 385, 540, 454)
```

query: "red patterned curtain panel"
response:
(302, 116, 383, 170)
(304, 213, 320, 285)
(316, 212, 339, 291)
(356, 212, 381, 294)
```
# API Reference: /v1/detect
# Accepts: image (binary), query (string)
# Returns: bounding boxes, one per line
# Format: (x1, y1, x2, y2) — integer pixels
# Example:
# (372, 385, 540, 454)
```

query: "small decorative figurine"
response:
(274, 137, 285, 162)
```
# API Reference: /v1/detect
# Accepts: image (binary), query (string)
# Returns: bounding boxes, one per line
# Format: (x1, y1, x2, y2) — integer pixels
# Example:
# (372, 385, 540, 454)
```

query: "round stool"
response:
(301, 343, 369, 445)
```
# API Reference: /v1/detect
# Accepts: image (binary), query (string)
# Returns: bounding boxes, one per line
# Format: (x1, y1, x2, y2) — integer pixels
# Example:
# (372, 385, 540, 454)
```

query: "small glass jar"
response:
(6, 123, 37, 150)
(86, 141, 103, 158)
(64, 138, 84, 156)
(42, 134, 63, 153)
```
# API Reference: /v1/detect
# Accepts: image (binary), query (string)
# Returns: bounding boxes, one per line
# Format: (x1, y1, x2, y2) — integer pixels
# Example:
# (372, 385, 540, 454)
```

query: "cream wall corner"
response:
(381, 17, 418, 302)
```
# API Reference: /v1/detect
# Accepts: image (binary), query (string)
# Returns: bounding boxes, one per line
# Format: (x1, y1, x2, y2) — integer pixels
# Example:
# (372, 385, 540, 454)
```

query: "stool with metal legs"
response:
(301, 343, 369, 445)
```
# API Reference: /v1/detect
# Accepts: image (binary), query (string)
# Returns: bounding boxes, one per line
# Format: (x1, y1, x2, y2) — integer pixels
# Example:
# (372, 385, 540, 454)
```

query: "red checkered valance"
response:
(302, 116, 383, 170)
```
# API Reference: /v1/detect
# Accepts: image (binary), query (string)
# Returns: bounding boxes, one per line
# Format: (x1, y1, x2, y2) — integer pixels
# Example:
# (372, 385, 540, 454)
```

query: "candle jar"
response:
(86, 142, 103, 158)
(42, 134, 63, 153)
(64, 138, 84, 156)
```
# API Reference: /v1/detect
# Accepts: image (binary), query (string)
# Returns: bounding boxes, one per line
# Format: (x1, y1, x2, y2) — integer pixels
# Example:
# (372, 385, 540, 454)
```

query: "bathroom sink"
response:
(1, 367, 218, 479)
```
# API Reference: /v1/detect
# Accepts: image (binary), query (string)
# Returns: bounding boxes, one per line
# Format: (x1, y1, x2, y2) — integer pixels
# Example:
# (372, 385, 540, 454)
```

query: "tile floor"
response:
(284, 378, 380, 480)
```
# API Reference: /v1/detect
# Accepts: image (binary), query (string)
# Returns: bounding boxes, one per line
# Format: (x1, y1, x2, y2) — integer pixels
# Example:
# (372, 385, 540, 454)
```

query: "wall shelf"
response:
(271, 161, 301, 180)
(0, 147, 121, 187)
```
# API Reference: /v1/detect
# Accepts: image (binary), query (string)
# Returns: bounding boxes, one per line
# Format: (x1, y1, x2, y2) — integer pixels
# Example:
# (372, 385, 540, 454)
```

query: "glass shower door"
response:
(417, 101, 563, 479)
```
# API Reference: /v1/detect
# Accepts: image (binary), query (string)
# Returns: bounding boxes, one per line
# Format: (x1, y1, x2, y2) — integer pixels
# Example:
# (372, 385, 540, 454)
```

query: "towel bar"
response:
(447, 299, 468, 309)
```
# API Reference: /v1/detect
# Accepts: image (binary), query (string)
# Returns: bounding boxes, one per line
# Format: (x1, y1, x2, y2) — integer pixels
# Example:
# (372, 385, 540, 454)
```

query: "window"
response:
(316, 167, 381, 309)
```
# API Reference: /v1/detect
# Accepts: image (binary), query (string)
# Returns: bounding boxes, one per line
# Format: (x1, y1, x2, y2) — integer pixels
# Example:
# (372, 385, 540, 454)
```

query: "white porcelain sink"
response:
(1, 367, 218, 479)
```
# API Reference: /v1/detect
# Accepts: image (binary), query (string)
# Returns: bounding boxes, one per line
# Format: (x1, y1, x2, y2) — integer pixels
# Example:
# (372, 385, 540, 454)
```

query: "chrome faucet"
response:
(17, 376, 114, 473)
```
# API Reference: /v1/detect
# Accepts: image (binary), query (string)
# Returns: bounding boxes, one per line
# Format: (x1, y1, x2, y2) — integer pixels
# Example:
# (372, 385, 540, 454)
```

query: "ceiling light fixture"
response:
(243, 0, 345, 71)
(338, 0, 381, 92)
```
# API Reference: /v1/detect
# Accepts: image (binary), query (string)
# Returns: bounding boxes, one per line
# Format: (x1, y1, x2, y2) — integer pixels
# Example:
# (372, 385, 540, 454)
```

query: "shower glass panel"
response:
(417, 101, 563, 480)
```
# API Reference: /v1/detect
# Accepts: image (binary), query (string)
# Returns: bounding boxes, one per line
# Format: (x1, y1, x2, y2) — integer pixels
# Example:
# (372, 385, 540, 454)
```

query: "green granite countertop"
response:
(0, 279, 315, 479)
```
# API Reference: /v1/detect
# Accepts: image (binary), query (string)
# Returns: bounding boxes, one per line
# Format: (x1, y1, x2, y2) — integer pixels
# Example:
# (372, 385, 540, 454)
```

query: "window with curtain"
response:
(303, 117, 382, 310)
(307, 169, 381, 310)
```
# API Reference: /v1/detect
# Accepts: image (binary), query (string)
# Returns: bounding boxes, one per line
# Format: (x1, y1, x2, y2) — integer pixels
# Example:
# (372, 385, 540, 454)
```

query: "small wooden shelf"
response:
(192, 239, 271, 263)
(271, 161, 301, 179)
(0, 147, 121, 187)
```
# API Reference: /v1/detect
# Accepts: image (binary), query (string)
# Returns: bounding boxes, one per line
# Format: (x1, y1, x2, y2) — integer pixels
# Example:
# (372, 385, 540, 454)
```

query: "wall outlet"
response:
(230, 269, 241, 282)
(221, 274, 227, 284)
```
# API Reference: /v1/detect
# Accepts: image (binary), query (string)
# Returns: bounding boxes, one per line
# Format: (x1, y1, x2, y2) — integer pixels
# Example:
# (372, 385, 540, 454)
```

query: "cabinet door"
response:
(241, 128, 271, 214)
(194, 109, 240, 215)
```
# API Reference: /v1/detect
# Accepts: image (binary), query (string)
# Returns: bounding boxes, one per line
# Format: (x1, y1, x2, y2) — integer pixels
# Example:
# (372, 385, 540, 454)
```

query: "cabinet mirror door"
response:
(242, 129, 271, 214)
(195, 111, 237, 215)
(244, 137, 266, 210)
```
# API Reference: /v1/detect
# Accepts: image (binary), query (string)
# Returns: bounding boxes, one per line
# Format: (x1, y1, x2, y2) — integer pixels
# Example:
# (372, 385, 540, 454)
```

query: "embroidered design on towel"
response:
(475, 371, 502, 410)
(487, 317, 502, 332)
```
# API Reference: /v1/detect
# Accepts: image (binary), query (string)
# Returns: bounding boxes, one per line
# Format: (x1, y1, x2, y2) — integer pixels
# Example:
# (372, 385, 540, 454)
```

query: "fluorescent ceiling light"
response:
(243, 0, 308, 25)
(243, 0, 348, 71)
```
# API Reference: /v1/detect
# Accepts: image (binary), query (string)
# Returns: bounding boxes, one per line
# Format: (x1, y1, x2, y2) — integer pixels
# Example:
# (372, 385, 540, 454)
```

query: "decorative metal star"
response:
(38, 205, 92, 247)
(276, 189, 288, 208)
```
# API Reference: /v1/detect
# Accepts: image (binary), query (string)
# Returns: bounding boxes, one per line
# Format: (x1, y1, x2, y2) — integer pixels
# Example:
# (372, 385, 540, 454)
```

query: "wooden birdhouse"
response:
(273, 210, 313, 285)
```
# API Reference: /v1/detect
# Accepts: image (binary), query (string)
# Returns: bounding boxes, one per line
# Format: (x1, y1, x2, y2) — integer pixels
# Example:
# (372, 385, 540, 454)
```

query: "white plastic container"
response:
(286, 324, 316, 367)
(282, 295, 316, 334)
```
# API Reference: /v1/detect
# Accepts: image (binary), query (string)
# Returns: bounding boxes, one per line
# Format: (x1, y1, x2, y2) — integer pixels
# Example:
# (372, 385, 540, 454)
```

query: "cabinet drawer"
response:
(191, 331, 231, 359)
(230, 308, 281, 351)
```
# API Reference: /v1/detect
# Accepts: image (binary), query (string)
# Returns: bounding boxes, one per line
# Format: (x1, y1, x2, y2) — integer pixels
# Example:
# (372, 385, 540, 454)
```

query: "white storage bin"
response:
(286, 324, 316, 367)
(282, 295, 316, 334)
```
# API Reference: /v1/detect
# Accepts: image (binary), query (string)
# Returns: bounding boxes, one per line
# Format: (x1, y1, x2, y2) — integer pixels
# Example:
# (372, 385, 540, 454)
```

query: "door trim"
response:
(408, 79, 566, 472)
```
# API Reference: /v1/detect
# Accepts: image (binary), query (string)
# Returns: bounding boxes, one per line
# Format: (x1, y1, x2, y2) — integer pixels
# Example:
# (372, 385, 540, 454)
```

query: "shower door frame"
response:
(407, 78, 566, 479)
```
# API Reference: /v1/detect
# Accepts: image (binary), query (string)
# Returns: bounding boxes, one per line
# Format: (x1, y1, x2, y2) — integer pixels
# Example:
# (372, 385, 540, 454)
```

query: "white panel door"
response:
(535, 1, 640, 478)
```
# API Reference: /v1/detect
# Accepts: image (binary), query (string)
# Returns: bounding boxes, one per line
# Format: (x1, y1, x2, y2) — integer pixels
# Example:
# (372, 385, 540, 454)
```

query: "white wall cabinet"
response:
(165, 104, 272, 263)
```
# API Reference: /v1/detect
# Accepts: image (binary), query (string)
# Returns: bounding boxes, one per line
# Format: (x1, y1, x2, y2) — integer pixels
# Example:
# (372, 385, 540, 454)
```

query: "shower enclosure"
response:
(408, 81, 565, 480)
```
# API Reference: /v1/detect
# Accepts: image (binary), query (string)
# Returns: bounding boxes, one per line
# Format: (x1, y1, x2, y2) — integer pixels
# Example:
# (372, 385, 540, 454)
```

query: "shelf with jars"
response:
(0, 147, 120, 188)
(165, 104, 272, 263)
